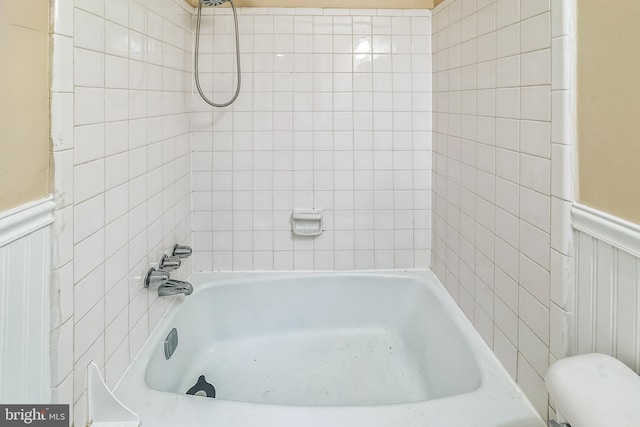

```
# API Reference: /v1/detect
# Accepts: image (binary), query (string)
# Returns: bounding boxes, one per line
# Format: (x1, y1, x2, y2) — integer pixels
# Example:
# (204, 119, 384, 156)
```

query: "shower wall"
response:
(49, 0, 193, 424)
(431, 0, 574, 418)
(191, 7, 433, 271)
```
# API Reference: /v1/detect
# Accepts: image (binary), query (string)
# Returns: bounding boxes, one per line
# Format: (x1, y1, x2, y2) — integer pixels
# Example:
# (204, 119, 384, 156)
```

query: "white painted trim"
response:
(573, 203, 640, 258)
(0, 197, 55, 247)
(0, 224, 51, 403)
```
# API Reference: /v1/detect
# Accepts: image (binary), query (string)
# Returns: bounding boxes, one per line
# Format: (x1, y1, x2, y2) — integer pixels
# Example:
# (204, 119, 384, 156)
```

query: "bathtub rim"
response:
(113, 269, 545, 426)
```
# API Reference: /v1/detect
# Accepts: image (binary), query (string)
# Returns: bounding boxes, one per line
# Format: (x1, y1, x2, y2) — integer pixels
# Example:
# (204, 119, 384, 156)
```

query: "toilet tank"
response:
(546, 353, 640, 427)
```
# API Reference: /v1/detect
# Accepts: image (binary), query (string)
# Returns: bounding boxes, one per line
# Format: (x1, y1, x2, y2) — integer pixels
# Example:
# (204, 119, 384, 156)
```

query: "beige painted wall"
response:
(0, 0, 50, 212)
(187, 0, 434, 8)
(578, 0, 640, 224)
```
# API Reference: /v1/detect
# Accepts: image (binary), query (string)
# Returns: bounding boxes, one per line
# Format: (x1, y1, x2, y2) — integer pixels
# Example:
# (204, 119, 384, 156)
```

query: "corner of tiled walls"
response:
(431, 0, 575, 419)
(190, 7, 433, 271)
(49, 2, 435, 424)
(547, 0, 575, 376)
(49, 0, 193, 424)
(46, 0, 577, 423)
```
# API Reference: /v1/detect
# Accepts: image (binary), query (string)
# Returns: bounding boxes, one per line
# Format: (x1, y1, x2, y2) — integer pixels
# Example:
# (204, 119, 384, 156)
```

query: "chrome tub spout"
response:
(158, 279, 193, 296)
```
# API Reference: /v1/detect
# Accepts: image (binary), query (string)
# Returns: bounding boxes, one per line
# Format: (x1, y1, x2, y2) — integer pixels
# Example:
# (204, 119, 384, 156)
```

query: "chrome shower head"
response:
(201, 0, 229, 5)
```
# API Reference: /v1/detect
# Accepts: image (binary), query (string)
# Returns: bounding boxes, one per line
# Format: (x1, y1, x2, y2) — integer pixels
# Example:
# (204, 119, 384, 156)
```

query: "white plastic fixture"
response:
(87, 362, 140, 427)
(546, 353, 640, 427)
(290, 209, 323, 237)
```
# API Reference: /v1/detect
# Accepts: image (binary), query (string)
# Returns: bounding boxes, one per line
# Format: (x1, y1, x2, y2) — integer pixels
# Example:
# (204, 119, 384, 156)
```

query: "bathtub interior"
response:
(143, 274, 482, 406)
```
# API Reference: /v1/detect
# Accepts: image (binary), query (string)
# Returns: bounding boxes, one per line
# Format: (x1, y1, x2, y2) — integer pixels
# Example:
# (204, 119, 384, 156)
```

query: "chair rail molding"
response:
(0, 197, 55, 247)
(573, 203, 640, 258)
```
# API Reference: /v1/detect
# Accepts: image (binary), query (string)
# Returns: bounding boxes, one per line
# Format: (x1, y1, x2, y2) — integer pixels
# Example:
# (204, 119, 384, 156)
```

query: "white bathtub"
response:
(115, 271, 544, 427)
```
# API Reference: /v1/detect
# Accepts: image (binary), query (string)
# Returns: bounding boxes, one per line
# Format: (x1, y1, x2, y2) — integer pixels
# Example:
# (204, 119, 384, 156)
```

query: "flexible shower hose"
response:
(194, 0, 242, 107)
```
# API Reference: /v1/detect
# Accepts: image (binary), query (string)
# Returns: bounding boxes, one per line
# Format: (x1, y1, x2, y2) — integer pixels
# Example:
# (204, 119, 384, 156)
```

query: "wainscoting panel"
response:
(0, 198, 54, 403)
(574, 204, 640, 373)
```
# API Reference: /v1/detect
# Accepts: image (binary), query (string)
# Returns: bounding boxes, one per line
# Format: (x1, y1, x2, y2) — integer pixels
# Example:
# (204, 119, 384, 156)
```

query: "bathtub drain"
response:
(186, 375, 216, 398)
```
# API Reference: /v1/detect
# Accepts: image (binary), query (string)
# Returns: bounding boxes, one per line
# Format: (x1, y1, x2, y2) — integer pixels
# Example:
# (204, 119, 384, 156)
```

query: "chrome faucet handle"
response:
(144, 268, 170, 288)
(172, 244, 193, 259)
(159, 255, 182, 272)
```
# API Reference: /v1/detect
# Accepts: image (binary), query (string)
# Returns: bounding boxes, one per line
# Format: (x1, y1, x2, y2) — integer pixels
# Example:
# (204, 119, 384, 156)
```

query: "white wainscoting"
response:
(573, 204, 640, 373)
(0, 198, 54, 403)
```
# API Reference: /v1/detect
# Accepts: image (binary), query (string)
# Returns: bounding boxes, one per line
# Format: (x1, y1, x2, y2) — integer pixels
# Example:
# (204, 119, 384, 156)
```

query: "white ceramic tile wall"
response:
(431, 0, 575, 419)
(548, 0, 575, 363)
(50, 0, 193, 425)
(46, 0, 579, 424)
(191, 8, 433, 272)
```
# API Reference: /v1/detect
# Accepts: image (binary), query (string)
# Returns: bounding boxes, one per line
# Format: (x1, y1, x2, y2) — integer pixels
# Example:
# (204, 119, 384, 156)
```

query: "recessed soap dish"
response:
(291, 209, 324, 237)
